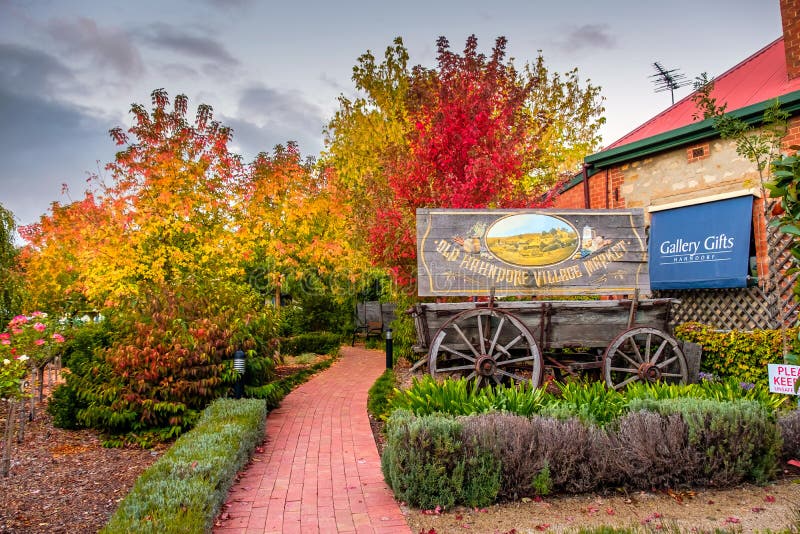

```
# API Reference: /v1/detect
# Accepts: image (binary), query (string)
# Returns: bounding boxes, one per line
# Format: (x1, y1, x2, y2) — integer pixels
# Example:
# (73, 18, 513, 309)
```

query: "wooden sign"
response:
(416, 208, 649, 297)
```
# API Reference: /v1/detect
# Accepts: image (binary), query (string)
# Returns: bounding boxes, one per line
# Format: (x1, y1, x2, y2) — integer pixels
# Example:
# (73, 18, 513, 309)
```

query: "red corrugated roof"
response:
(605, 37, 800, 150)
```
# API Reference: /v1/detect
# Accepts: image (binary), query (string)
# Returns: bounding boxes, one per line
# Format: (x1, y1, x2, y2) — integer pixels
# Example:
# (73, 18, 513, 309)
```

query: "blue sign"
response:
(649, 196, 753, 289)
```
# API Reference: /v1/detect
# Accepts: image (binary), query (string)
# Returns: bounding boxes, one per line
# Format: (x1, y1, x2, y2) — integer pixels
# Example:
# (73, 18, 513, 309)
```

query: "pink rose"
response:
(1, 339, 9, 345)
(0, 332, 9, 340)
(35, 339, 45, 346)
(51, 333, 65, 343)
(11, 315, 28, 325)
(33, 322, 46, 332)
(11, 328, 23, 335)
(31, 311, 45, 317)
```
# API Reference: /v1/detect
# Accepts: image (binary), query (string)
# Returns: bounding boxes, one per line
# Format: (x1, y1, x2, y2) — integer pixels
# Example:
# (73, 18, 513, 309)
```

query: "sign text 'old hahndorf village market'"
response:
(416, 209, 649, 297)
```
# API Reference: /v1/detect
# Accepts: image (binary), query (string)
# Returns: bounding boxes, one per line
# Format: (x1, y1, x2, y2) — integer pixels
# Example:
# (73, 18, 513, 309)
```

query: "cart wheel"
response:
(428, 308, 542, 387)
(603, 327, 688, 390)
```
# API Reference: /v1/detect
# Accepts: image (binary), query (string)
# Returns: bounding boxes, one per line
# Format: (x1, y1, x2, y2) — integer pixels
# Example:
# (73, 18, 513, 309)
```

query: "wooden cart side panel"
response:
(415, 299, 676, 351)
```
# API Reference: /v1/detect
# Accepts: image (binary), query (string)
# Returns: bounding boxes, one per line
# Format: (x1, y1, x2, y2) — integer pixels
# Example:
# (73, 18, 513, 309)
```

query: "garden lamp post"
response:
(233, 350, 246, 399)
(385, 328, 393, 369)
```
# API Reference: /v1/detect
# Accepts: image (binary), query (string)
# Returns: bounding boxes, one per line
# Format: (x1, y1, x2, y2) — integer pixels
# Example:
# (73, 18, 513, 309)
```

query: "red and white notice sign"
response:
(768, 364, 800, 395)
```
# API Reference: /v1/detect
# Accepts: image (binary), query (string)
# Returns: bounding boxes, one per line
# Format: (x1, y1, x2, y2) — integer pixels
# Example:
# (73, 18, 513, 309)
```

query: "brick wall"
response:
(781, 0, 800, 80)
(553, 168, 625, 209)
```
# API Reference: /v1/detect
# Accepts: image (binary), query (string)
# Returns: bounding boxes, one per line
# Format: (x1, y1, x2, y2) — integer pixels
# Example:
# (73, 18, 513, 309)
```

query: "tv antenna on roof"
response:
(650, 62, 690, 105)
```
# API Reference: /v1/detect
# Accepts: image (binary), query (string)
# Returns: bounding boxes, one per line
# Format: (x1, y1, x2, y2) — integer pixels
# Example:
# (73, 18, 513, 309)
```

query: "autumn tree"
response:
(238, 143, 369, 331)
(325, 35, 605, 287)
(18, 193, 109, 315)
(25, 90, 277, 441)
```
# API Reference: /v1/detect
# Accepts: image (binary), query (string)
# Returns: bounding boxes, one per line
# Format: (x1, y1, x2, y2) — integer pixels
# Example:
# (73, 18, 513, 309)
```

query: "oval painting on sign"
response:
(485, 214, 579, 267)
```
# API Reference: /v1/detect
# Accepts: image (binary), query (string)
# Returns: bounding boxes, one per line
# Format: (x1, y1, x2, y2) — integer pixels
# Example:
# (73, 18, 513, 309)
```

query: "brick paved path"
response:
(214, 346, 411, 534)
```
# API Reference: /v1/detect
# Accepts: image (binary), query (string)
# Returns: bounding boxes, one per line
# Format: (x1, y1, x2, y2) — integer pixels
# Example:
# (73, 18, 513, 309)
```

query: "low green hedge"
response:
(279, 331, 341, 356)
(102, 398, 267, 534)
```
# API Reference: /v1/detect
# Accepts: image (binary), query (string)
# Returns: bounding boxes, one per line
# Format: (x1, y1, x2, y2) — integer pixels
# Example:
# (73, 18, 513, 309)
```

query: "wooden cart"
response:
(412, 208, 689, 389)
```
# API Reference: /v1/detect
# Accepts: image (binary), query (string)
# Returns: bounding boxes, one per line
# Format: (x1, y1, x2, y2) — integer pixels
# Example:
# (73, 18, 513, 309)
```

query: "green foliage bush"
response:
(674, 322, 795, 383)
(381, 410, 500, 509)
(279, 331, 341, 356)
(48, 298, 278, 444)
(47, 382, 82, 429)
(102, 398, 267, 534)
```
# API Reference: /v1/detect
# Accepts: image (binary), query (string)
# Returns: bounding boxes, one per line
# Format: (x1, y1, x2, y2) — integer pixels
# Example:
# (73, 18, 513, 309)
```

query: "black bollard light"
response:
(233, 350, 246, 399)
(385, 328, 393, 369)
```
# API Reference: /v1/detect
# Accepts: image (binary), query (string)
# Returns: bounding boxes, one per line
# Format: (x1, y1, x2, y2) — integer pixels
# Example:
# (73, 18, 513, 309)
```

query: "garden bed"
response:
(0, 400, 163, 533)
(375, 359, 800, 533)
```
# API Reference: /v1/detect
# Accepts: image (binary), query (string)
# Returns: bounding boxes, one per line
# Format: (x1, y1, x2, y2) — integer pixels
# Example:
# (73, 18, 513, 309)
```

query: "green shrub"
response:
(47, 383, 83, 429)
(531, 462, 552, 496)
(102, 398, 266, 533)
(629, 398, 782, 485)
(367, 369, 396, 420)
(279, 332, 341, 356)
(674, 322, 795, 383)
(381, 410, 500, 509)
(56, 320, 116, 369)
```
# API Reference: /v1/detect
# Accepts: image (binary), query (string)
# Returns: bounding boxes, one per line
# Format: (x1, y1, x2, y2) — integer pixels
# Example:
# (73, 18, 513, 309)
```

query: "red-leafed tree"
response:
(326, 35, 604, 288)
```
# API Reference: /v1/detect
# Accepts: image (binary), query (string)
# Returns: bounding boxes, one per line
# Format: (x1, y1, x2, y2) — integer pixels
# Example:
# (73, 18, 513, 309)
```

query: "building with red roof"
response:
(554, 0, 800, 329)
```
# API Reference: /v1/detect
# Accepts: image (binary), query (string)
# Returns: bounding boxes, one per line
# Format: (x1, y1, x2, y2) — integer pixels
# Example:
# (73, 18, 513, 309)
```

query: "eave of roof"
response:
(586, 89, 800, 170)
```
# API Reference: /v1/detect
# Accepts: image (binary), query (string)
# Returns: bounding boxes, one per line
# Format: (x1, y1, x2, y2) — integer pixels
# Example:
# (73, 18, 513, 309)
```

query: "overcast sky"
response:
(0, 0, 784, 228)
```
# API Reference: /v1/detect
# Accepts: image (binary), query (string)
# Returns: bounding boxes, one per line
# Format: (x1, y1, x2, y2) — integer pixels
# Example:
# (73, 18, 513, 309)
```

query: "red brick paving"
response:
(214, 346, 411, 534)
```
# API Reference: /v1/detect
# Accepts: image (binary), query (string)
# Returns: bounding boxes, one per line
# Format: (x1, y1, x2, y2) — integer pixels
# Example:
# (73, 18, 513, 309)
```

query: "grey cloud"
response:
(0, 43, 76, 98)
(46, 17, 144, 78)
(221, 86, 328, 158)
(204, 0, 254, 8)
(142, 23, 239, 66)
(238, 86, 327, 136)
(0, 88, 115, 225)
(556, 24, 617, 53)
(222, 115, 323, 161)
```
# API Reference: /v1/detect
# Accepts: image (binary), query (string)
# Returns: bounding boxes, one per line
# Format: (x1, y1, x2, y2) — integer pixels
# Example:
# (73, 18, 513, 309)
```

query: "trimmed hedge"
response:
(381, 400, 785, 508)
(279, 332, 341, 357)
(380, 410, 500, 509)
(102, 398, 267, 533)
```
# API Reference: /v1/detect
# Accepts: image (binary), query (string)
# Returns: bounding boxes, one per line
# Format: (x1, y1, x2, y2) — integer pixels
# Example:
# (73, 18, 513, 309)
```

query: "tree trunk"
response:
(37, 365, 46, 402)
(2, 400, 17, 476)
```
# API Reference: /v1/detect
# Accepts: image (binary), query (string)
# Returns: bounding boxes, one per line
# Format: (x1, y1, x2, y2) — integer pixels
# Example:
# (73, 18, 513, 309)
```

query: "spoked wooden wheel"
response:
(428, 308, 543, 387)
(603, 327, 688, 390)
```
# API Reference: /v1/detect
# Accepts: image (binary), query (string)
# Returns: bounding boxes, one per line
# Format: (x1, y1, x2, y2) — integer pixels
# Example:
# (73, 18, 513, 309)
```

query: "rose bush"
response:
(0, 312, 65, 404)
